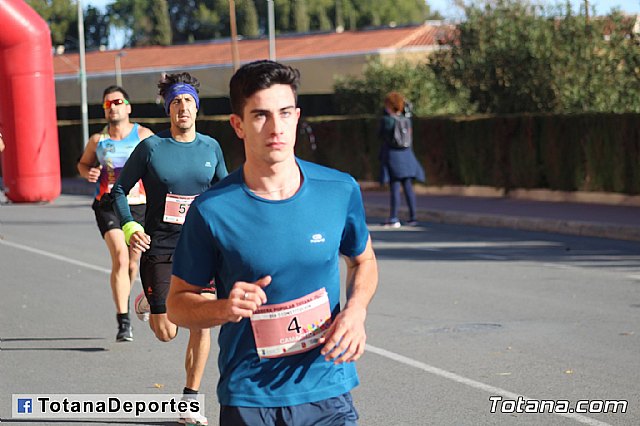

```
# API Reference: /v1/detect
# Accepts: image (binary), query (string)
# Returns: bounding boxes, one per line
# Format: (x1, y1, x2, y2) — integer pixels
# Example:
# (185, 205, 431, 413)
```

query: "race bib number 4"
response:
(250, 288, 332, 359)
(163, 194, 195, 224)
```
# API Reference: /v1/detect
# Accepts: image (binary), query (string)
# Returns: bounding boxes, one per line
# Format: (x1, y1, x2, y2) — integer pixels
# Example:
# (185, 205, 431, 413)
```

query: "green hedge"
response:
(57, 113, 640, 195)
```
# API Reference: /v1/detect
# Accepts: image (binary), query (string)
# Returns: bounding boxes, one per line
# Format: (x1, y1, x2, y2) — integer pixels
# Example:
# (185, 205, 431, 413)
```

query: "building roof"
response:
(53, 23, 454, 77)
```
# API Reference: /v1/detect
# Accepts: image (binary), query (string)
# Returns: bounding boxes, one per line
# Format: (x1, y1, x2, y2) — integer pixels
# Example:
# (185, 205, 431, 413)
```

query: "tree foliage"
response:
(336, 0, 640, 115)
(108, 0, 172, 47)
(429, 0, 640, 113)
(168, 0, 259, 43)
(266, 0, 434, 33)
(30, 0, 438, 50)
(334, 58, 474, 116)
(27, 0, 77, 49)
(84, 5, 111, 50)
(430, 0, 558, 113)
(164, 0, 432, 41)
(26, 0, 110, 51)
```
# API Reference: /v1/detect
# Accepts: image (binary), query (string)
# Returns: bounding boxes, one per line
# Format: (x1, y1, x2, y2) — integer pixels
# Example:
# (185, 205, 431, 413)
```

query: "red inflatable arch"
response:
(0, 0, 60, 203)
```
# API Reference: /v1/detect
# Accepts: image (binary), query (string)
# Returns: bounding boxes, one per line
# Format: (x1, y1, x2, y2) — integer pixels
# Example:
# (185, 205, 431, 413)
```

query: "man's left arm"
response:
(320, 236, 378, 364)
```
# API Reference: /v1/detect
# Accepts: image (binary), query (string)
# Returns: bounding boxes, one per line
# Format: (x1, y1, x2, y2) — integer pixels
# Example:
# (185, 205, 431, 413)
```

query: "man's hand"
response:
(86, 165, 102, 183)
(129, 230, 151, 253)
(319, 305, 367, 364)
(224, 276, 271, 323)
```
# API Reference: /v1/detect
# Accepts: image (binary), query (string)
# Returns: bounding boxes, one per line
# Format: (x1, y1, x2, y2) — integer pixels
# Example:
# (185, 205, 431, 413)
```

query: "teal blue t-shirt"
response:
(112, 129, 228, 254)
(172, 159, 369, 407)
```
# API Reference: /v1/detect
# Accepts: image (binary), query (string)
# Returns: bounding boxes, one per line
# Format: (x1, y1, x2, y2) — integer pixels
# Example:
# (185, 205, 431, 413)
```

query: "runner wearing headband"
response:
(111, 72, 228, 426)
(77, 85, 154, 342)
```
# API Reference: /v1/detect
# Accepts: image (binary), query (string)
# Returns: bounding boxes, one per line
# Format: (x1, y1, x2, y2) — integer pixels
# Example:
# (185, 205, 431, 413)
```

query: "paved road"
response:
(1, 195, 639, 425)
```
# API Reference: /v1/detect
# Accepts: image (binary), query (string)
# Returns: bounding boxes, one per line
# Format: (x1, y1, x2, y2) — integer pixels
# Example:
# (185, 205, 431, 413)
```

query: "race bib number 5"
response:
(163, 194, 195, 224)
(250, 288, 332, 359)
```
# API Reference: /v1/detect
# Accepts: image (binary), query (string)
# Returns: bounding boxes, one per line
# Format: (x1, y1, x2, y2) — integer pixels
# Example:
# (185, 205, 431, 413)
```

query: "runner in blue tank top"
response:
(111, 73, 227, 426)
(168, 60, 379, 426)
(77, 85, 154, 343)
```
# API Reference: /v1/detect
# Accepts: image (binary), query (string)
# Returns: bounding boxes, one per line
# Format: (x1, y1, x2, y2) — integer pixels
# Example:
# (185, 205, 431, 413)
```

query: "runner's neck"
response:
(244, 162, 302, 201)
(108, 121, 134, 140)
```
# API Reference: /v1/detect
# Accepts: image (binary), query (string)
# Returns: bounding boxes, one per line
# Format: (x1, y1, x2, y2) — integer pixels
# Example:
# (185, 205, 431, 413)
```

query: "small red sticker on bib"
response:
(250, 288, 332, 358)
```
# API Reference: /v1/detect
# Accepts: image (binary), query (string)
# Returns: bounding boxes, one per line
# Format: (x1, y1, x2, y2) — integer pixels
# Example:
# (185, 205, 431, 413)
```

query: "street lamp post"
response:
(229, 0, 240, 71)
(115, 51, 126, 87)
(77, 0, 89, 147)
(267, 0, 276, 60)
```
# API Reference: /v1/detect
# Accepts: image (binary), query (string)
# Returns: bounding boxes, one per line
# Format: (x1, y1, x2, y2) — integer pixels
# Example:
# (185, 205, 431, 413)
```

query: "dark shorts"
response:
(140, 255, 216, 315)
(220, 392, 359, 426)
(92, 198, 145, 238)
(139, 254, 172, 314)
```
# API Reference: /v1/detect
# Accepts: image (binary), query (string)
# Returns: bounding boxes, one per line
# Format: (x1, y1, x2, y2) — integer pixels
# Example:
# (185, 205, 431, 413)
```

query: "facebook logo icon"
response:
(17, 398, 32, 413)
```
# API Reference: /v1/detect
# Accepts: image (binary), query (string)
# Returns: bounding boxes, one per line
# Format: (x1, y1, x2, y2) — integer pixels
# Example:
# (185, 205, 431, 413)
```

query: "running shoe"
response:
(179, 410, 208, 425)
(116, 322, 133, 342)
(134, 292, 150, 322)
(382, 221, 401, 229)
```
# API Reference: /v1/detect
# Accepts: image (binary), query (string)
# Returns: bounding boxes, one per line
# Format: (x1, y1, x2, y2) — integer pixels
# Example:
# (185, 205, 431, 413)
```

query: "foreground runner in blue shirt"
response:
(168, 60, 378, 425)
(112, 72, 227, 426)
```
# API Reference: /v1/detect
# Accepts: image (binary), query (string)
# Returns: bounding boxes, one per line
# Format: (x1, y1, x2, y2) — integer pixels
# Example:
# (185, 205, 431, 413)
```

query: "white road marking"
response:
(0, 239, 142, 284)
(366, 344, 611, 426)
(1, 239, 111, 274)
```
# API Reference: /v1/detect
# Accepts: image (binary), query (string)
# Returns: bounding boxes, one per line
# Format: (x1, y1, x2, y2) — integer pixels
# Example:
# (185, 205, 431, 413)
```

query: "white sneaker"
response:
(134, 292, 150, 322)
(383, 221, 401, 229)
(179, 410, 208, 425)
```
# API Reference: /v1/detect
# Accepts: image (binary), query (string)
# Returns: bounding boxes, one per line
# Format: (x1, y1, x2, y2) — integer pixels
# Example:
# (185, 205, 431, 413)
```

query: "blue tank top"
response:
(95, 123, 146, 204)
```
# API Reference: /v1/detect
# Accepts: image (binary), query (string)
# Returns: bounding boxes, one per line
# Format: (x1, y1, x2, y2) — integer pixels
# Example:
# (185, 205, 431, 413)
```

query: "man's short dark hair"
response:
(229, 60, 300, 117)
(157, 72, 200, 98)
(103, 85, 130, 101)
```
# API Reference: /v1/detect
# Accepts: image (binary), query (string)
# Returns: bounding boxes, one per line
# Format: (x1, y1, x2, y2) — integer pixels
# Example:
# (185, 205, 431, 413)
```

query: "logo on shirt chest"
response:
(310, 233, 326, 244)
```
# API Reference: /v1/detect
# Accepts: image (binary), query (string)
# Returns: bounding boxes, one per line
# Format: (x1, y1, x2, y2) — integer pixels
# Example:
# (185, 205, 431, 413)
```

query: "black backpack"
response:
(389, 114, 412, 149)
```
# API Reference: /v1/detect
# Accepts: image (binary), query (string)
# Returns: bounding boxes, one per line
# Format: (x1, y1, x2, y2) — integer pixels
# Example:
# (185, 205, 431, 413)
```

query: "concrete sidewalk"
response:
(52, 177, 640, 242)
(363, 186, 640, 242)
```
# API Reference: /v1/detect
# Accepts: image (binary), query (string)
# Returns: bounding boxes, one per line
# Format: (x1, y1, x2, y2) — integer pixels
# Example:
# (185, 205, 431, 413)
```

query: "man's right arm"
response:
(167, 275, 270, 329)
(77, 134, 101, 182)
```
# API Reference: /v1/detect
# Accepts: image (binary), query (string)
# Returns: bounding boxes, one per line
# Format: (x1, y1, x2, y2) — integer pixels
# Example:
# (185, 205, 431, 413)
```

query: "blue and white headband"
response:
(163, 83, 200, 115)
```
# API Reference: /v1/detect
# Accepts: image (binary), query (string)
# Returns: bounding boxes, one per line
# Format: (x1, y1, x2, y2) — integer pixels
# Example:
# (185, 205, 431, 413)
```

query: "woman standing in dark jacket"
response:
(379, 92, 425, 227)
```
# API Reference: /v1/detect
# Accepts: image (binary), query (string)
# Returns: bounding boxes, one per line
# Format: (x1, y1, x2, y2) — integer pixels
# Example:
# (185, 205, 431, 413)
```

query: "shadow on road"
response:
(1, 337, 108, 352)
